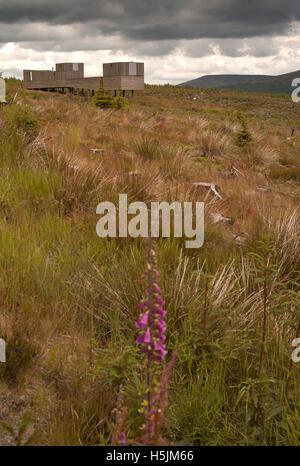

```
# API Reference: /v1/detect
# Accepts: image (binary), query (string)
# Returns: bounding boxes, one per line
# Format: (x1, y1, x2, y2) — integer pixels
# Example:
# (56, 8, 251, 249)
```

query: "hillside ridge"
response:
(179, 70, 300, 94)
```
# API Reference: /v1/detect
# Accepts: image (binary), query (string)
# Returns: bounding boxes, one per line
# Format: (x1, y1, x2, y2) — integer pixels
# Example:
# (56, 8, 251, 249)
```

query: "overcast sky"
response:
(1, 0, 300, 83)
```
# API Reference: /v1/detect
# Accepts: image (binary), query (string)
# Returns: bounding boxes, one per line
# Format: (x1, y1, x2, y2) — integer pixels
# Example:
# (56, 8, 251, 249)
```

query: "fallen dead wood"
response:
(233, 232, 249, 244)
(90, 148, 105, 154)
(216, 166, 244, 179)
(210, 213, 235, 226)
(127, 170, 140, 176)
(192, 182, 223, 199)
(231, 166, 244, 177)
(257, 185, 272, 193)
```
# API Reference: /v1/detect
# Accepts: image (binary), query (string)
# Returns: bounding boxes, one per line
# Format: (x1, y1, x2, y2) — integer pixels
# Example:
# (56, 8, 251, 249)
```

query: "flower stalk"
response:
(136, 239, 169, 444)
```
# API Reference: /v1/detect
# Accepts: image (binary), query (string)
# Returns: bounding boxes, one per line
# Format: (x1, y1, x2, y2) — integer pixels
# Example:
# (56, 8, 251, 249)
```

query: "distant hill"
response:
(179, 70, 300, 94)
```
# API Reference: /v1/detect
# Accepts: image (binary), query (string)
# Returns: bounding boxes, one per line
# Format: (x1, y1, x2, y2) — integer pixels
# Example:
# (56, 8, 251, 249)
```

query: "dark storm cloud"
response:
(0, 0, 299, 41)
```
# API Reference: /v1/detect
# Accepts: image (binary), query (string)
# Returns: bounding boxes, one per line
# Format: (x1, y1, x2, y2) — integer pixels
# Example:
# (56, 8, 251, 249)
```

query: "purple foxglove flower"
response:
(157, 320, 166, 332)
(143, 328, 151, 344)
(136, 245, 168, 363)
(157, 307, 166, 317)
(156, 348, 167, 361)
(136, 312, 148, 328)
(156, 296, 165, 306)
(153, 340, 163, 351)
(136, 334, 145, 344)
(120, 432, 126, 446)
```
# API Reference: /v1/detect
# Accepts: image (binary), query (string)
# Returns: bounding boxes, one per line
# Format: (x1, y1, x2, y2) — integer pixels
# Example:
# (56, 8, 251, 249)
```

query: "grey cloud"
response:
(0, 0, 299, 40)
(0, 0, 299, 69)
(0, 21, 178, 56)
(214, 37, 278, 58)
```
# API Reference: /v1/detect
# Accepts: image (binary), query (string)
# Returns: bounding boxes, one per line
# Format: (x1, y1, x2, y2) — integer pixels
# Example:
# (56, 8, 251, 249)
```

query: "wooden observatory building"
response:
(23, 63, 100, 93)
(0, 76, 6, 103)
(103, 62, 144, 91)
(23, 61, 144, 95)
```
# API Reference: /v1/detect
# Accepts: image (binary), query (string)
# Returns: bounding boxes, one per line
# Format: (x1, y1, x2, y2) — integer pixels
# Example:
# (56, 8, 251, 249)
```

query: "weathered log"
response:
(127, 170, 140, 176)
(231, 166, 244, 177)
(90, 148, 105, 154)
(210, 213, 235, 226)
(193, 182, 223, 199)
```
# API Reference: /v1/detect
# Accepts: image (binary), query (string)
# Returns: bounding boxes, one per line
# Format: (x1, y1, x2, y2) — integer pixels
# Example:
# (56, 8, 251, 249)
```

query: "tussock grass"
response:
(269, 166, 300, 182)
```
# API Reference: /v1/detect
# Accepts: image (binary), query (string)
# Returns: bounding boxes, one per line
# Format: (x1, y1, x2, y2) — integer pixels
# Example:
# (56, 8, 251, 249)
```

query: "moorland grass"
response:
(0, 79, 299, 445)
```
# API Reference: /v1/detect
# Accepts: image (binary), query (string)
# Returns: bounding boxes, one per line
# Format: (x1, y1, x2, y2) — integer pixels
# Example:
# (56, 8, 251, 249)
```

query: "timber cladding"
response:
(103, 62, 144, 77)
(23, 76, 101, 90)
(55, 63, 84, 79)
(102, 62, 144, 91)
(24, 70, 56, 82)
(24, 63, 84, 84)
(23, 61, 144, 92)
(103, 76, 144, 90)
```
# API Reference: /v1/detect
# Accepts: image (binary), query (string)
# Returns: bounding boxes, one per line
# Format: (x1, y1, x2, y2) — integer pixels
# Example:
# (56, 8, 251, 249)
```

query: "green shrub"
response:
(236, 112, 252, 147)
(92, 86, 115, 109)
(115, 96, 128, 110)
(4, 104, 39, 142)
(92, 86, 128, 110)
